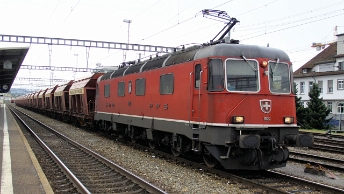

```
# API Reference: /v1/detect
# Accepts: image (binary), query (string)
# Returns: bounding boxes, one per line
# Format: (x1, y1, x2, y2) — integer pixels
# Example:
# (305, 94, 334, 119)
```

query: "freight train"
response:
(15, 10, 313, 170)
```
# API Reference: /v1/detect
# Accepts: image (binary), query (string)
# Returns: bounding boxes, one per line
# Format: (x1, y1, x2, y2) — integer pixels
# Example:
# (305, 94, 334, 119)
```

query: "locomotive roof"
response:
(100, 43, 290, 81)
(194, 44, 290, 61)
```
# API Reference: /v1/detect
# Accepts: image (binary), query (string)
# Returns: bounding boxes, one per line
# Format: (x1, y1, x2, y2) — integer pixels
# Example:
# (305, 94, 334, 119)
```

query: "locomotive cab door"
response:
(190, 62, 203, 124)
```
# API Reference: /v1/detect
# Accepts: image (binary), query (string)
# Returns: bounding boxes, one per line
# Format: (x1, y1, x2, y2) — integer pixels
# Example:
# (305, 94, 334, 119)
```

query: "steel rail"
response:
(10, 105, 167, 194)
(267, 170, 344, 194)
(289, 151, 344, 172)
(9, 107, 91, 194)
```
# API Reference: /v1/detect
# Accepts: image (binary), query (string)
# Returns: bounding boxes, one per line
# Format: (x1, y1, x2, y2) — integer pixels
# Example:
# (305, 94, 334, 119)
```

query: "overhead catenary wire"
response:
(239, 12, 344, 41)
(34, 0, 81, 66)
(13, 0, 343, 77)
(39, 0, 61, 36)
(96, 0, 343, 67)
(136, 0, 202, 43)
(237, 0, 344, 30)
(236, 9, 344, 33)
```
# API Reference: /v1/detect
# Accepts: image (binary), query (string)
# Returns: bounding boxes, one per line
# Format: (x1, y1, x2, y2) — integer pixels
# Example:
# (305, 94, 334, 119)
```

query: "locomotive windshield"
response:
(268, 62, 290, 93)
(225, 59, 259, 92)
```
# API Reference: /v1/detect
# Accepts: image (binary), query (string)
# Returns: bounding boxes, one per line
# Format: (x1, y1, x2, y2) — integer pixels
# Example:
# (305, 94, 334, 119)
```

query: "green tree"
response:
(306, 83, 331, 129)
(294, 83, 309, 128)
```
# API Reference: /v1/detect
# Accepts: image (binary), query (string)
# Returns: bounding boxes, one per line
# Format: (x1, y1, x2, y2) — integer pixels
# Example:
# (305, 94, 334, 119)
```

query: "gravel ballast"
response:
(15, 106, 344, 193)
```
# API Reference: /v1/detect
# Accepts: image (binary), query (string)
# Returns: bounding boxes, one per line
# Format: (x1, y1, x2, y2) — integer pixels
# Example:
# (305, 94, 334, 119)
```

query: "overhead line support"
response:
(0, 34, 176, 53)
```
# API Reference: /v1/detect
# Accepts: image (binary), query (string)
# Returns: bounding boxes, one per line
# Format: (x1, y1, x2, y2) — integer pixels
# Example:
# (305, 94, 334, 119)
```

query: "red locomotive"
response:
(15, 10, 313, 170)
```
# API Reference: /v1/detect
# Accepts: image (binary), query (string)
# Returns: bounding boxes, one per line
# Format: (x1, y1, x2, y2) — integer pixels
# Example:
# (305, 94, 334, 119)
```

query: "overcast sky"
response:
(1, 0, 344, 89)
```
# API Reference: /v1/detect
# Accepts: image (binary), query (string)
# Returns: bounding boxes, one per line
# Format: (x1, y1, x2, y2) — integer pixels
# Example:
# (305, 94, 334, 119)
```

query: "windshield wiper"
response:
(272, 58, 280, 74)
(241, 55, 257, 72)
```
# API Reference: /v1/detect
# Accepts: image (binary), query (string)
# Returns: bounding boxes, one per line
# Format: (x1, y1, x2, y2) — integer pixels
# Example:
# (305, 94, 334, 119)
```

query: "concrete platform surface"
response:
(0, 104, 53, 194)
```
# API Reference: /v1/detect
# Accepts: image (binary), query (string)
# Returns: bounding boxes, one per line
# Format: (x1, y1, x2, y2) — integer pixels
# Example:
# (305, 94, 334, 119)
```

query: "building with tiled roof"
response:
(294, 33, 344, 130)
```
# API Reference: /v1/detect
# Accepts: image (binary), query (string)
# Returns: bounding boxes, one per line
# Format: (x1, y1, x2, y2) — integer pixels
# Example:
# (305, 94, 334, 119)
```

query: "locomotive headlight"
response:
(284, 116, 294, 124)
(260, 60, 268, 68)
(232, 116, 244, 124)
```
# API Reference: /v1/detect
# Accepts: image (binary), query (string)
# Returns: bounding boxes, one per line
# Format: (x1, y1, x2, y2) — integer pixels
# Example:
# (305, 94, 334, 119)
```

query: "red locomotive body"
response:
(94, 44, 313, 170)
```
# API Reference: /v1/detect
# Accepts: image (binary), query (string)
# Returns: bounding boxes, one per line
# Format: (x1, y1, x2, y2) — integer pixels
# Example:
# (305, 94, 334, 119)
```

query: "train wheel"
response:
(202, 154, 218, 168)
(171, 148, 181, 157)
(148, 140, 156, 149)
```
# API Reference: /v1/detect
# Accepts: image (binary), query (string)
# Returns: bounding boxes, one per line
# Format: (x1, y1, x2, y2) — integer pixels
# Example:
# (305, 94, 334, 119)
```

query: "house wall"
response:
(295, 74, 344, 129)
(338, 34, 344, 55)
(314, 63, 335, 72)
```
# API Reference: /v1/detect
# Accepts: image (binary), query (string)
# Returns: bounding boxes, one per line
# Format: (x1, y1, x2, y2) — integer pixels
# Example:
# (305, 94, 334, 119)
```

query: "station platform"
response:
(0, 104, 53, 194)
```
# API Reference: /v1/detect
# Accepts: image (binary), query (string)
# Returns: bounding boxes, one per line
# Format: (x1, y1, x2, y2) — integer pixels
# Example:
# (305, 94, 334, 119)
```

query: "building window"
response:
(118, 82, 125, 97)
(327, 102, 332, 113)
(160, 74, 174, 94)
(328, 80, 333, 93)
(338, 103, 344, 114)
(104, 84, 110, 98)
(300, 82, 305, 94)
(318, 80, 323, 93)
(309, 81, 313, 92)
(302, 69, 307, 73)
(338, 79, 344, 90)
(135, 78, 145, 96)
(339, 61, 344, 70)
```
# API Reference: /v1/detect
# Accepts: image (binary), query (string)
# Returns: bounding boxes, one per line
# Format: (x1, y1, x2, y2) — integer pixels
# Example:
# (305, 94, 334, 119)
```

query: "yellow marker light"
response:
(284, 117, 294, 124)
(232, 116, 244, 124)
(261, 61, 268, 68)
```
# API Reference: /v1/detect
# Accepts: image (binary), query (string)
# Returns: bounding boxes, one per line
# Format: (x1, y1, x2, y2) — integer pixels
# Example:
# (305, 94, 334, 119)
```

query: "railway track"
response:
(117, 135, 344, 193)
(232, 170, 343, 194)
(289, 151, 344, 172)
(311, 143, 344, 155)
(11, 105, 344, 194)
(300, 131, 344, 154)
(9, 106, 166, 194)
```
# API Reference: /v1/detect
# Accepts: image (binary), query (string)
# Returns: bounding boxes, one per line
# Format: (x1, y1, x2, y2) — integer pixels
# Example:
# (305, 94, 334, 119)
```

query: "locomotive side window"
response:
(269, 62, 290, 93)
(195, 64, 201, 88)
(160, 74, 174, 94)
(208, 59, 224, 91)
(225, 59, 259, 92)
(136, 78, 146, 96)
(96, 84, 99, 98)
(128, 80, 132, 94)
(118, 82, 125, 97)
(104, 84, 110, 97)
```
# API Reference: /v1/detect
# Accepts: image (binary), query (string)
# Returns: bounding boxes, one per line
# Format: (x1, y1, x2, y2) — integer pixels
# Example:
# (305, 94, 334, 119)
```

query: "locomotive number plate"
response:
(264, 117, 271, 121)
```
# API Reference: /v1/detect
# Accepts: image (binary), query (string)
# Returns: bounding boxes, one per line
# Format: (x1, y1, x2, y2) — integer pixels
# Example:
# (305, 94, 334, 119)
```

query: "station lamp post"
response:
(123, 19, 132, 61)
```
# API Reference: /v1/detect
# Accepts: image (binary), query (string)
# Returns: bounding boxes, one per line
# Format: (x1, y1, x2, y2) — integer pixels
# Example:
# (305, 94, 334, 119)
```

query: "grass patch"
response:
(299, 129, 326, 133)
(300, 129, 344, 135)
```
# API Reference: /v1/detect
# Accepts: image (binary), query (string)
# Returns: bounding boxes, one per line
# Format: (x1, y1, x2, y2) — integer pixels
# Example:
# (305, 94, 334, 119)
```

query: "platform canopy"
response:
(0, 47, 29, 93)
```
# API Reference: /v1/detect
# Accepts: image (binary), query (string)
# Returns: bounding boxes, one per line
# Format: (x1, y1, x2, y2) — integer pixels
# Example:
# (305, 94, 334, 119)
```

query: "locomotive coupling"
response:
(239, 134, 260, 148)
(284, 134, 314, 147)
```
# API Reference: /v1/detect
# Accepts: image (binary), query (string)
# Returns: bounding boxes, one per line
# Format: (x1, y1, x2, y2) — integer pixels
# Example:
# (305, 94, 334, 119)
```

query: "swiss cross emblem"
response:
(260, 99, 271, 114)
